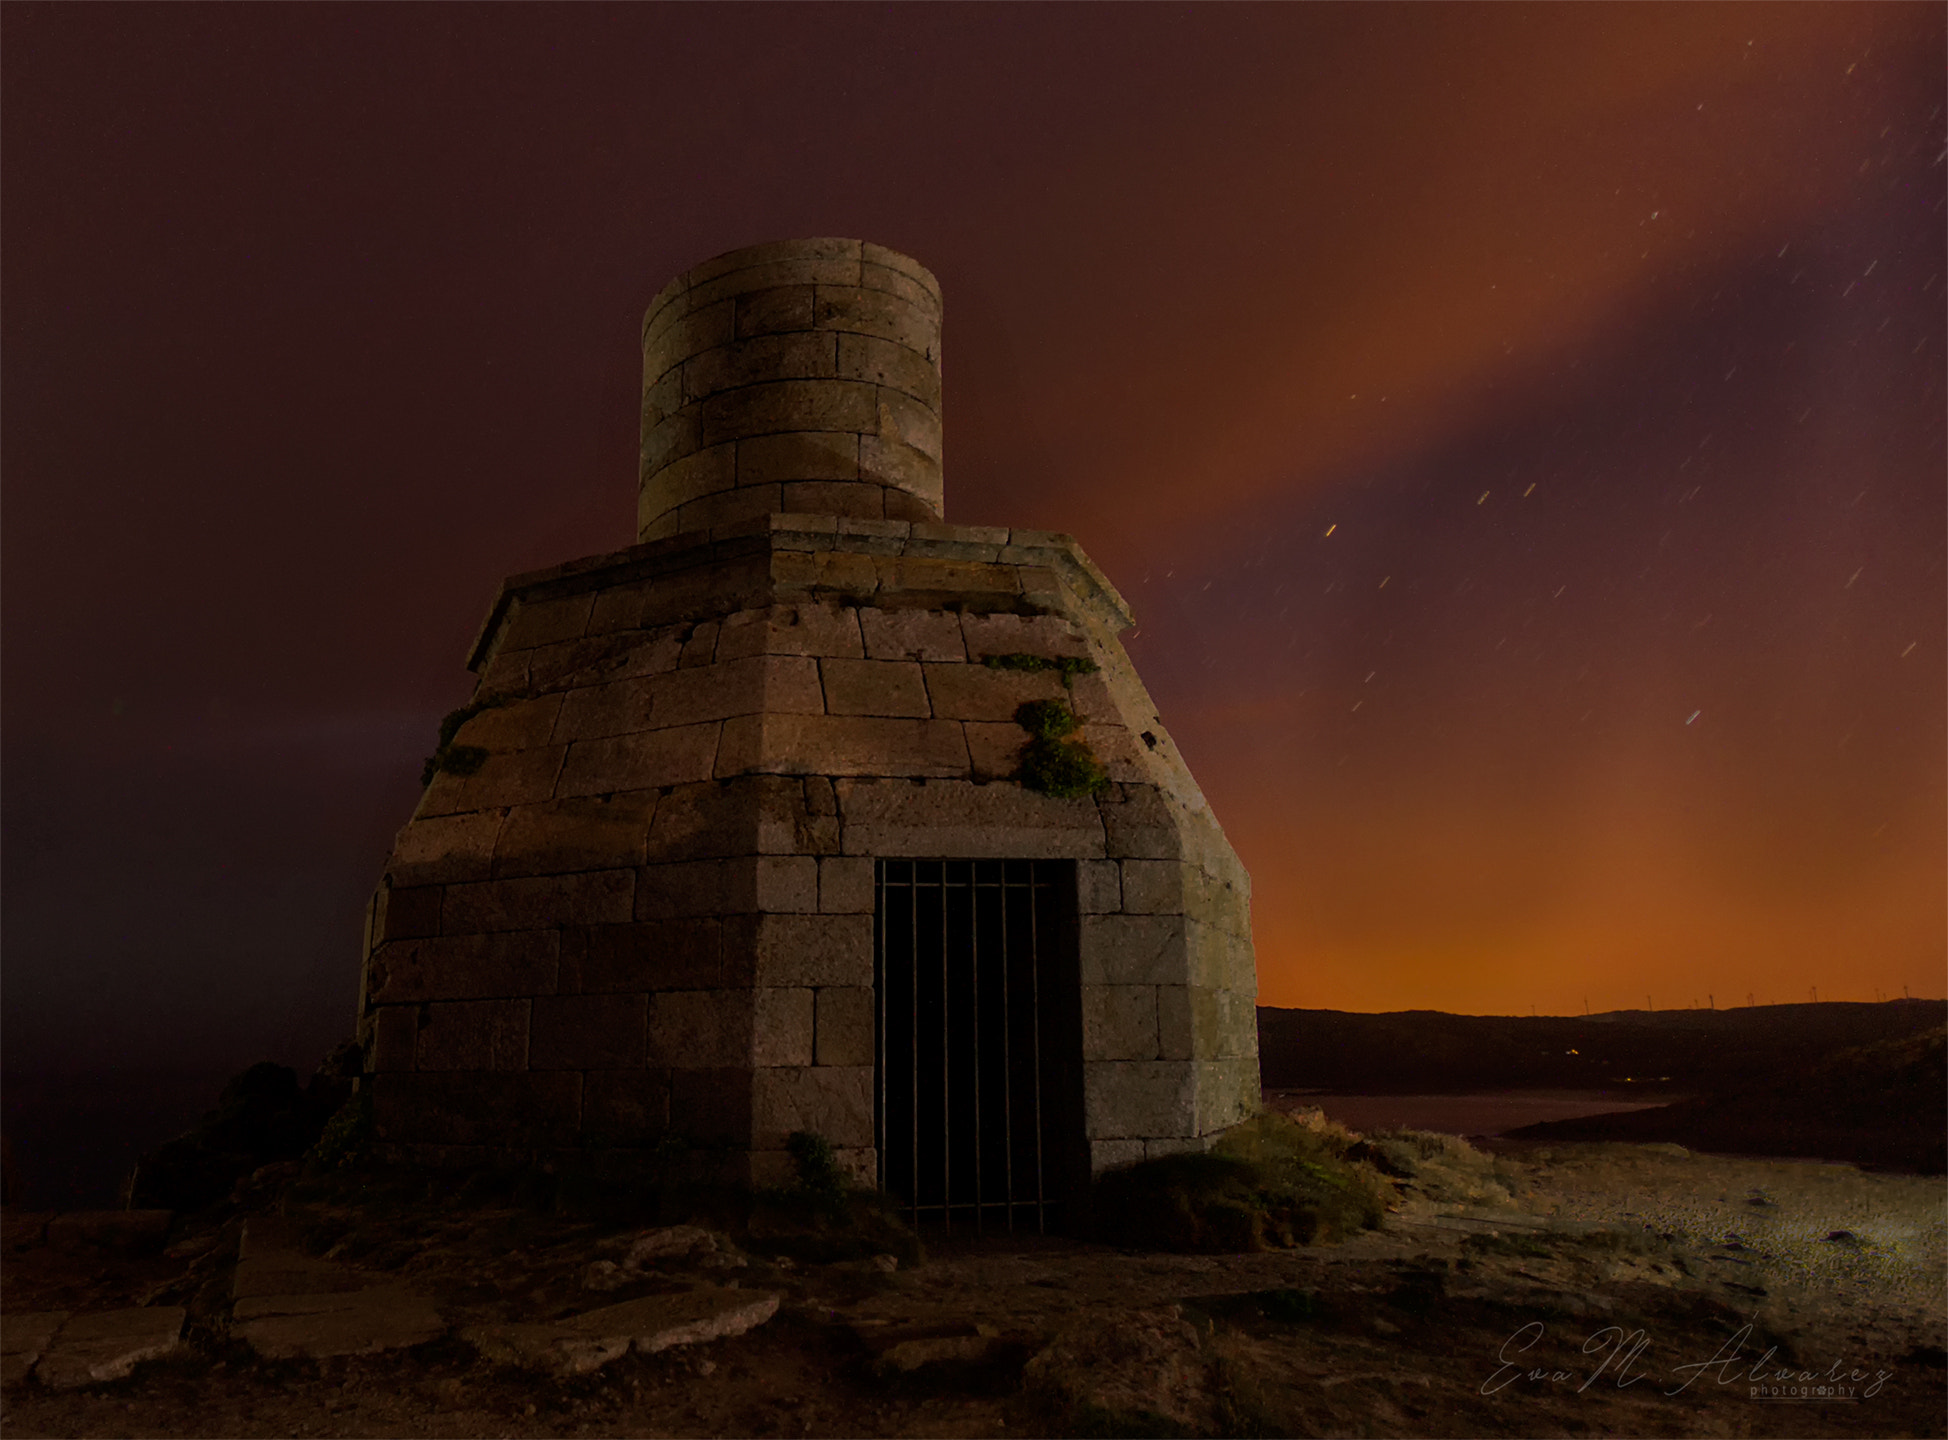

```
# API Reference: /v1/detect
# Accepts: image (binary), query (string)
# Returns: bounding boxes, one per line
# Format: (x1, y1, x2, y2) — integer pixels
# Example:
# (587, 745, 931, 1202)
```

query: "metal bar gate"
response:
(873, 859, 1081, 1233)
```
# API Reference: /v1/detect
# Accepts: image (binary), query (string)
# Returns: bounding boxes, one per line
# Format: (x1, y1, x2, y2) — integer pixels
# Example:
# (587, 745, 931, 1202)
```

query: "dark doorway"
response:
(873, 858, 1085, 1233)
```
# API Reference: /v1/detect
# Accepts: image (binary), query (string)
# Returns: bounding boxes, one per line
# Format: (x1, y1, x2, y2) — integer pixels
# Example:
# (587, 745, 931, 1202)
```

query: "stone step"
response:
(464, 1286, 780, 1376)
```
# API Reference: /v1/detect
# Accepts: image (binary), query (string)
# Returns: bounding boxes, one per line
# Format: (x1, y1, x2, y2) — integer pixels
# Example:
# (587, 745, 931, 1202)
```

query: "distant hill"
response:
(1508, 1025, 1947, 1173)
(1256, 999, 1947, 1097)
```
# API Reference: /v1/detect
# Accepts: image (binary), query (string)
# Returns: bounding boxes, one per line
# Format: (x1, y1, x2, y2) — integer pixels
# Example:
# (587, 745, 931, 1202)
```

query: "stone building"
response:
(356, 239, 1259, 1227)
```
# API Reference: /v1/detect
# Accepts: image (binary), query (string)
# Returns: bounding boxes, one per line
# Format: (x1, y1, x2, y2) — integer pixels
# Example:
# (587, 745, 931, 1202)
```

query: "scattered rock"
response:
(232, 1285, 445, 1360)
(1, 1311, 70, 1388)
(869, 1253, 899, 1273)
(464, 1287, 779, 1377)
(623, 1225, 720, 1268)
(582, 1260, 627, 1291)
(1822, 1229, 1860, 1245)
(232, 1218, 366, 1300)
(1023, 1305, 1217, 1435)
(32, 1307, 185, 1390)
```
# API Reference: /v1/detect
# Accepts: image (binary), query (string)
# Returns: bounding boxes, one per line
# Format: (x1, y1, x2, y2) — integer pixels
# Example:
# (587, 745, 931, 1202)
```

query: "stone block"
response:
(686, 254, 864, 311)
(642, 295, 734, 356)
(493, 793, 656, 877)
(1077, 859, 1121, 913)
(752, 988, 815, 1067)
(857, 260, 942, 315)
(920, 662, 1068, 722)
(883, 484, 940, 522)
(820, 657, 930, 717)
(751, 1066, 874, 1149)
(834, 777, 1105, 859)
(367, 931, 559, 1003)
(716, 714, 969, 778)
(1082, 1061, 1197, 1140)
(1195, 1059, 1261, 1134)
(859, 607, 966, 662)
(750, 775, 841, 855)
(530, 994, 648, 1070)
(499, 593, 593, 652)
(683, 331, 836, 402)
(744, 912, 874, 988)
(734, 284, 815, 339)
(1119, 859, 1186, 915)
(1215, 987, 1259, 1061)
(583, 581, 654, 637)
(642, 444, 737, 515)
(555, 723, 721, 797)
(1080, 914, 1187, 987)
(32, 1306, 184, 1390)
(376, 884, 442, 943)
(858, 433, 941, 508)
(474, 649, 531, 698)
(836, 332, 940, 405)
(1083, 724, 1147, 783)
(1157, 986, 1211, 1063)
(699, 379, 877, 447)
(649, 989, 756, 1068)
(387, 811, 503, 887)
(419, 745, 567, 817)
(2, 1310, 68, 1388)
(370, 1072, 583, 1148)
(582, 1069, 672, 1147)
(415, 999, 529, 1072)
(734, 430, 860, 485)
(562, 920, 721, 993)
(1090, 1139, 1146, 1172)
(1098, 785, 1185, 861)
(653, 654, 823, 728)
(1081, 985, 1160, 1062)
(550, 677, 658, 742)
(527, 632, 664, 691)
(458, 694, 565, 751)
(1183, 915, 1252, 991)
(755, 855, 819, 913)
(962, 607, 1098, 666)
(443, 870, 634, 933)
(874, 388, 941, 461)
(678, 485, 781, 533)
(635, 859, 738, 919)
(860, 242, 941, 297)
(781, 480, 887, 518)
(680, 621, 720, 668)
(814, 986, 874, 1067)
(962, 722, 1026, 782)
(669, 1067, 754, 1145)
(715, 601, 863, 661)
(813, 283, 937, 356)
(818, 856, 875, 914)
(641, 409, 700, 475)
(370, 1007, 418, 1073)
(638, 780, 748, 861)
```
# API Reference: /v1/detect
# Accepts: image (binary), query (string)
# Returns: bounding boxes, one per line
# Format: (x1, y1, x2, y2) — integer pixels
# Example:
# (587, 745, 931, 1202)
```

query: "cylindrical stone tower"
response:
(637, 238, 944, 542)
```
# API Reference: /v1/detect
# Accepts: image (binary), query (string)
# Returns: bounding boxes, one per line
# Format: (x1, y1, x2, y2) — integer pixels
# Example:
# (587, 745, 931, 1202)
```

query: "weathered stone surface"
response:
(465, 1288, 778, 1376)
(387, 810, 503, 886)
(530, 994, 648, 1069)
(443, 870, 634, 933)
(718, 714, 969, 778)
(1119, 859, 1186, 914)
(754, 854, 819, 912)
(499, 593, 593, 652)
(818, 856, 874, 913)
(233, 1219, 364, 1300)
(685, 331, 837, 402)
(715, 600, 862, 660)
(582, 1069, 671, 1146)
(752, 1066, 873, 1148)
(1083, 1061, 1197, 1140)
(370, 1072, 583, 1148)
(368, 931, 559, 1003)
(375, 883, 442, 943)
(369, 1006, 417, 1073)
(415, 999, 529, 1071)
(32, 1308, 185, 1390)
(837, 332, 940, 403)
(561, 920, 721, 992)
(744, 912, 873, 988)
(752, 987, 815, 1067)
(2, 1312, 68, 1388)
(1097, 784, 1184, 861)
(555, 723, 721, 797)
(419, 746, 566, 817)
(920, 662, 1068, 722)
(492, 794, 656, 876)
(654, 654, 823, 727)
(457, 694, 566, 750)
(648, 989, 755, 1068)
(235, 1288, 443, 1361)
(835, 778, 1105, 859)
(1080, 914, 1187, 986)
(960, 610, 1089, 661)
(669, 1068, 753, 1145)
(962, 722, 1026, 781)
(820, 657, 930, 717)
(1082, 985, 1160, 1062)
(1078, 859, 1122, 913)
(859, 607, 965, 662)
(814, 986, 875, 1067)
(550, 677, 658, 743)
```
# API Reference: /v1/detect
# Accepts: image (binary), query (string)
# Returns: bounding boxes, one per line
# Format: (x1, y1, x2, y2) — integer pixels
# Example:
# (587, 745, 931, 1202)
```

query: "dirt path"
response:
(4, 1140, 1942, 1438)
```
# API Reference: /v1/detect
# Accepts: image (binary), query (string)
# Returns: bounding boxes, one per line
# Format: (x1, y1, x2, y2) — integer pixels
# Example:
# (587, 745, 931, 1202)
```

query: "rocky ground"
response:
(3, 1135, 1943, 1439)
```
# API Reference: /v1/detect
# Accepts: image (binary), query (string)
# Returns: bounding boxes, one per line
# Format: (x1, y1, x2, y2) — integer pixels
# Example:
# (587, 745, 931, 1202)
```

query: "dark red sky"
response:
(4, 4, 1942, 1074)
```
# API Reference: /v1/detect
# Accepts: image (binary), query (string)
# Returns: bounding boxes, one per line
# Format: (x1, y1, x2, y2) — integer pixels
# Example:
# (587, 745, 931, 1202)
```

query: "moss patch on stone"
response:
(1013, 699, 1109, 799)
(982, 652, 1099, 688)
